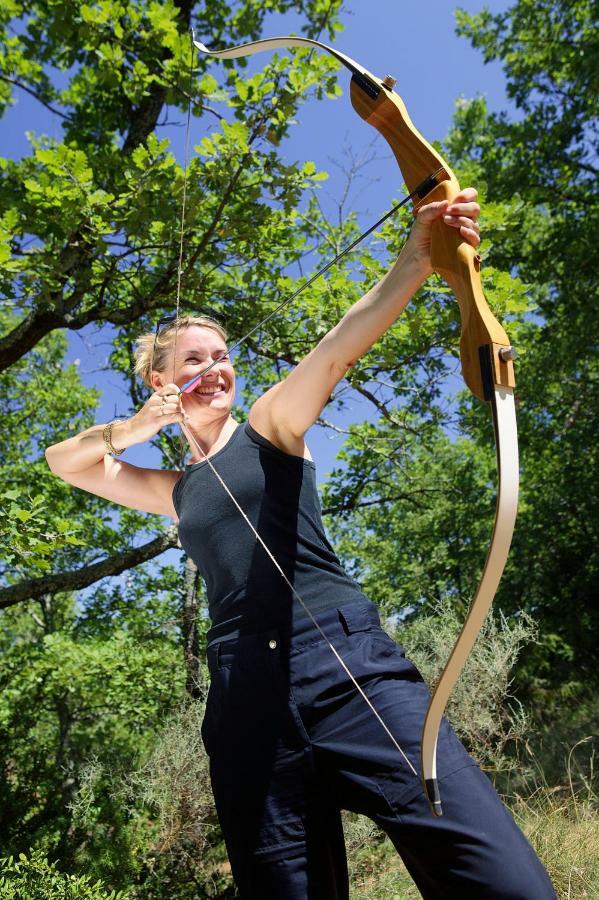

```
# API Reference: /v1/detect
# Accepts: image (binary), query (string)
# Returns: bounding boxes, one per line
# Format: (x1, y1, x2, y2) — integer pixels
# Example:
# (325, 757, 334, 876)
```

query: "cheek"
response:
(227, 376, 236, 403)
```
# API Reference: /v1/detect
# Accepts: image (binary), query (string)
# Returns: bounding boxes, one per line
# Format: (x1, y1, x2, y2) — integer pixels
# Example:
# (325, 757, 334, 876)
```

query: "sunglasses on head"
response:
(150, 315, 178, 373)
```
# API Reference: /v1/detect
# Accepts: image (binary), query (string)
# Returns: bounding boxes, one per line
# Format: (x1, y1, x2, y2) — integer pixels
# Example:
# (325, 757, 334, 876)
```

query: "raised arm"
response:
(45, 386, 188, 519)
(251, 192, 480, 452)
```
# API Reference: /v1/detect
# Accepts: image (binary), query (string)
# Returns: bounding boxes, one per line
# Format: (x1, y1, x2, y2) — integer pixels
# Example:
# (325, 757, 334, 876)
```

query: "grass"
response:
(510, 742, 599, 899)
(345, 745, 599, 899)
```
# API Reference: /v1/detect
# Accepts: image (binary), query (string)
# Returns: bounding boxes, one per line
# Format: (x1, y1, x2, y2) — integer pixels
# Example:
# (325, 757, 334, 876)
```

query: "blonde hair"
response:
(133, 315, 228, 388)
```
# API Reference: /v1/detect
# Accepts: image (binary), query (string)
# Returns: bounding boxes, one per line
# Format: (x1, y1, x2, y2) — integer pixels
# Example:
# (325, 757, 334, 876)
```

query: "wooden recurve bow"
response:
(193, 34, 520, 815)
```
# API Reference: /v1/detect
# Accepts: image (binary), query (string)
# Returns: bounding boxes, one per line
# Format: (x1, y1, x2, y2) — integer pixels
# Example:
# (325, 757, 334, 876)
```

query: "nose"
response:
(204, 360, 226, 380)
(180, 357, 231, 394)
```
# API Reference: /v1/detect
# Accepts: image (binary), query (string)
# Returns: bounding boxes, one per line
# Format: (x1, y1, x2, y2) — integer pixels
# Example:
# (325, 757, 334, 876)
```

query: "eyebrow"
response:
(180, 348, 228, 358)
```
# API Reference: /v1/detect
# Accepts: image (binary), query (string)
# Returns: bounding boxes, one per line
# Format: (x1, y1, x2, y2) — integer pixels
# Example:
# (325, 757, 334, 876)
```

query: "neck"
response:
(183, 413, 237, 462)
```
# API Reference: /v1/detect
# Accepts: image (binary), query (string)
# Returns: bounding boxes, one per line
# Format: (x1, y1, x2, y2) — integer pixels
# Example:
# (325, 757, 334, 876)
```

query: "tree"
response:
(451, 0, 599, 752)
(321, 0, 598, 772)
(3, 0, 594, 888)
(0, 0, 350, 886)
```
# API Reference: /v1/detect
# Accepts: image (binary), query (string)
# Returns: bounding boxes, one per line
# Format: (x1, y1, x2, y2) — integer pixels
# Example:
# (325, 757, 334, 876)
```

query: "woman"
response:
(45, 192, 555, 899)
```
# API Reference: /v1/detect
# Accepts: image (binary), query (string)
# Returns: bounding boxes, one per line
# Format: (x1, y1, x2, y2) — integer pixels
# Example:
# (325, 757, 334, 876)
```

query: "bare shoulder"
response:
(52, 456, 184, 520)
(248, 339, 347, 453)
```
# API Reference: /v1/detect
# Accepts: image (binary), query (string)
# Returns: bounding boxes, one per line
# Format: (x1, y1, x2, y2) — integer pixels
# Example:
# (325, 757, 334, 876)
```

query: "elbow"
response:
(332, 358, 355, 379)
(44, 445, 63, 477)
(44, 446, 55, 472)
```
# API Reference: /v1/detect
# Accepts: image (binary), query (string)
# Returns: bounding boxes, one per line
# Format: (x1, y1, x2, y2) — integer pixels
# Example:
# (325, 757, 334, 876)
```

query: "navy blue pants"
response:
(203, 601, 555, 899)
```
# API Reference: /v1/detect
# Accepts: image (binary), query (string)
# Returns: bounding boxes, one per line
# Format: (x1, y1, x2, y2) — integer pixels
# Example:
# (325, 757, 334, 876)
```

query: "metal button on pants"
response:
(203, 601, 556, 899)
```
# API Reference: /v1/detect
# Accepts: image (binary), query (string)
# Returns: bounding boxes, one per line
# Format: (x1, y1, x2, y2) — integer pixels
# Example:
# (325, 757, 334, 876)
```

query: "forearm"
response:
(45, 419, 136, 475)
(324, 240, 430, 367)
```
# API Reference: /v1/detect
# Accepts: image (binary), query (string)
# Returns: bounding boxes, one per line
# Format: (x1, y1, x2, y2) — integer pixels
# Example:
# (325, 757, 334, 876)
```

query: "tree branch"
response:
(0, 525, 180, 609)
(0, 74, 71, 121)
(322, 489, 430, 516)
(0, 0, 195, 371)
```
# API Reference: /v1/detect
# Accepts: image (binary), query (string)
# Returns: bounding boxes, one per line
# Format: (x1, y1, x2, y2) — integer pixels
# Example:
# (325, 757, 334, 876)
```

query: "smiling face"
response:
(154, 324, 236, 418)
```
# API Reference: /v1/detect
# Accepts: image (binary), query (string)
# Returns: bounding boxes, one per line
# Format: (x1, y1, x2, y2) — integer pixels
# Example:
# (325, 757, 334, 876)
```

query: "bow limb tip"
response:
(424, 778, 443, 817)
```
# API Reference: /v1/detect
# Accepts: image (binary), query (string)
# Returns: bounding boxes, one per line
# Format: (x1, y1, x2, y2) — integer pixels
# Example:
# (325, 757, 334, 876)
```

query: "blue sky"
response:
(4, 0, 513, 481)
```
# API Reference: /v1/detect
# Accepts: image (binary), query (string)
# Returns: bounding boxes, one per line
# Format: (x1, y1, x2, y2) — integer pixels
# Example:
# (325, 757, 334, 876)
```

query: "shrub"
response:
(0, 849, 130, 899)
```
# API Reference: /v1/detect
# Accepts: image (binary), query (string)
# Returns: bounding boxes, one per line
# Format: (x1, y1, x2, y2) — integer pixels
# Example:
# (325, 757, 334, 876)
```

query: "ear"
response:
(150, 371, 165, 391)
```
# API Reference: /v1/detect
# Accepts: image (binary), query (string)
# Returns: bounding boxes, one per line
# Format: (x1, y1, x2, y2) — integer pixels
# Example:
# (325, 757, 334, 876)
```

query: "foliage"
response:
(323, 424, 505, 614)
(318, 0, 599, 784)
(0, 310, 101, 580)
(344, 815, 418, 899)
(509, 739, 599, 899)
(0, 0, 597, 893)
(71, 700, 230, 898)
(343, 756, 599, 900)
(0, 591, 185, 888)
(0, 488, 86, 575)
(344, 740, 599, 900)
(450, 0, 599, 761)
(395, 603, 533, 778)
(0, 849, 130, 899)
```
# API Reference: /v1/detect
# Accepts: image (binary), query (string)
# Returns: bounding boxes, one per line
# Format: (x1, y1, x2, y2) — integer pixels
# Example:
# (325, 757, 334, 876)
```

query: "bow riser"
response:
(438, 242, 516, 401)
(349, 78, 515, 402)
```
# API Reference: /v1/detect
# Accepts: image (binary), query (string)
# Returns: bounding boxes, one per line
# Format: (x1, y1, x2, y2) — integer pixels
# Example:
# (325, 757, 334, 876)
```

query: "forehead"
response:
(176, 326, 227, 354)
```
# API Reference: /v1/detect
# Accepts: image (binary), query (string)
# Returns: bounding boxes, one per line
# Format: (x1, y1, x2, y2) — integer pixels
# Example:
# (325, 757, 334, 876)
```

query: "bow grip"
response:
(430, 210, 516, 402)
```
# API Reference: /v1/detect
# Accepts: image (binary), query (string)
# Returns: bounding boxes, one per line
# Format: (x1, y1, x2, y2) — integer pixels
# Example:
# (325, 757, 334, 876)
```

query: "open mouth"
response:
(194, 383, 228, 397)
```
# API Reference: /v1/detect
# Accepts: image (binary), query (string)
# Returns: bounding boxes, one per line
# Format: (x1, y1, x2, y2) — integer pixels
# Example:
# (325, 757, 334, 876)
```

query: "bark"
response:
(182, 555, 202, 700)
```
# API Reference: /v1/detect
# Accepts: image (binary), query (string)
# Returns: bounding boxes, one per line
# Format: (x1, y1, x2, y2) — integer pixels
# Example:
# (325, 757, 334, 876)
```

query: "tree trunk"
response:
(182, 556, 202, 699)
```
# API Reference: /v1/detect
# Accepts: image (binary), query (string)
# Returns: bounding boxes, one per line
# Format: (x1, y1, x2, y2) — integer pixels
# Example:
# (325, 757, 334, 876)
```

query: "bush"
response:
(70, 699, 231, 898)
(392, 603, 535, 778)
(0, 849, 130, 899)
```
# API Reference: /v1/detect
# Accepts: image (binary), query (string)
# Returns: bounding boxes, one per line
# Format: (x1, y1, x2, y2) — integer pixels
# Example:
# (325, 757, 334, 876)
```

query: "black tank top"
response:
(172, 421, 368, 641)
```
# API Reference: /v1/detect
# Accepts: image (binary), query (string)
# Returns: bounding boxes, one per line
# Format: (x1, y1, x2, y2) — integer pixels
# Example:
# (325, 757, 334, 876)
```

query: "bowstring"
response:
(171, 28, 419, 778)
(171, 29, 196, 469)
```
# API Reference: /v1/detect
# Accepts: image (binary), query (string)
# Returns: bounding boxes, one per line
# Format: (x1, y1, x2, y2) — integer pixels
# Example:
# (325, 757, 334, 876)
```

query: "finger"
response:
(156, 388, 181, 400)
(153, 391, 184, 407)
(154, 382, 181, 396)
(416, 199, 449, 223)
(450, 187, 478, 204)
(458, 225, 481, 248)
(158, 408, 189, 422)
(158, 401, 187, 415)
(446, 201, 480, 220)
(443, 215, 480, 233)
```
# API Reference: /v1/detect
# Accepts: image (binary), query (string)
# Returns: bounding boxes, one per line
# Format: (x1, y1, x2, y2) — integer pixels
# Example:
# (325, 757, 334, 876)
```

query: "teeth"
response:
(195, 385, 226, 395)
